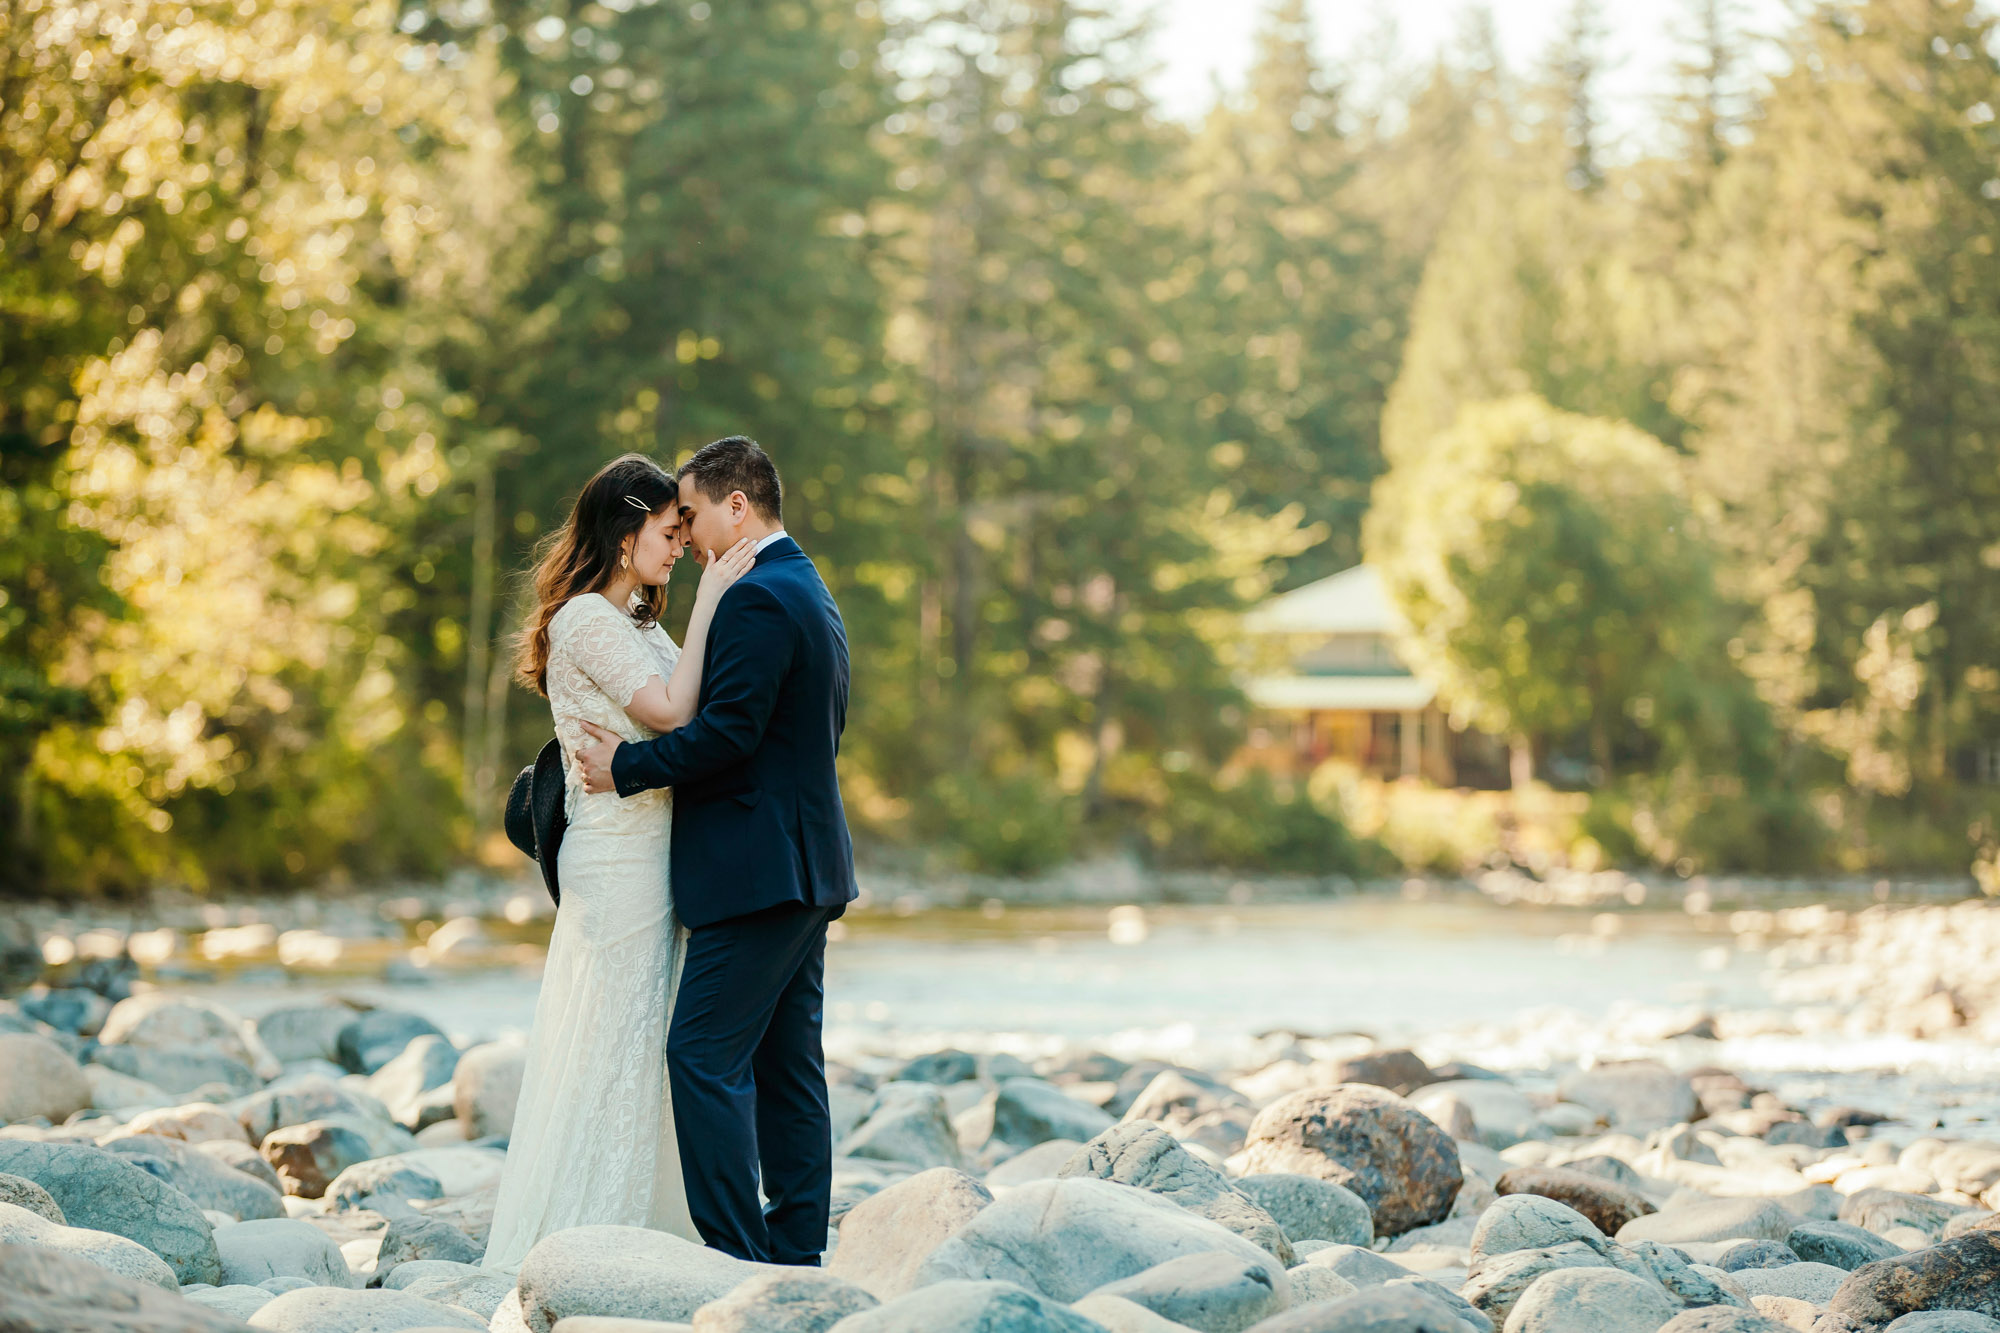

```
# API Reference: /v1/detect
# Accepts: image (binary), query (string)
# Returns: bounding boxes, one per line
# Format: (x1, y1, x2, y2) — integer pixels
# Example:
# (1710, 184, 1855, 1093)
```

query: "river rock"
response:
(450, 1041, 525, 1139)
(1506, 1265, 1682, 1333)
(1060, 1123, 1295, 1263)
(1732, 1262, 1849, 1304)
(397, 1269, 514, 1320)
(1657, 1310, 1795, 1331)
(100, 996, 264, 1073)
(245, 1285, 487, 1330)
(1236, 1173, 1373, 1247)
(688, 1268, 879, 1333)
(894, 1050, 977, 1086)
(0, 1171, 65, 1223)
(990, 1079, 1116, 1150)
(1073, 1291, 1209, 1332)
(1238, 1086, 1462, 1238)
(335, 1011, 446, 1076)
(366, 1037, 460, 1129)
(1628, 1238, 1751, 1309)
(912, 1176, 1285, 1303)
(185, 1284, 278, 1319)
(1412, 1081, 1540, 1148)
(113, 1103, 251, 1146)
(1469, 1193, 1606, 1262)
(1293, 1242, 1415, 1287)
(1558, 1062, 1699, 1131)
(1463, 1240, 1617, 1324)
(1943, 1213, 2000, 1241)
(257, 1006, 356, 1066)
(1496, 1165, 1656, 1236)
(824, 1279, 1106, 1332)
(986, 1139, 1081, 1188)
(1825, 1232, 2000, 1327)
(18, 986, 112, 1036)
(1119, 1070, 1246, 1130)
(839, 1084, 965, 1170)
(1789, 1220, 1903, 1270)
(1242, 1281, 1476, 1332)
(1930, 1145, 2000, 1201)
(1619, 1197, 1801, 1245)
(1284, 1264, 1360, 1304)
(324, 1159, 444, 1211)
(374, 1213, 481, 1268)
(830, 1167, 993, 1300)
(1088, 1250, 1288, 1333)
(214, 1217, 360, 1289)
(0, 1242, 250, 1333)
(234, 1077, 379, 1144)
(92, 1046, 260, 1098)
(101, 1134, 287, 1220)
(0, 1139, 221, 1284)
(1881, 1316, 2000, 1332)
(1325, 1050, 1437, 1098)
(1717, 1241, 1803, 1272)
(87, 1063, 175, 1112)
(0, 1033, 92, 1125)
(260, 1120, 383, 1198)
(0, 1199, 180, 1289)
(518, 1224, 786, 1332)
(1841, 1190, 1972, 1241)
(199, 1139, 286, 1193)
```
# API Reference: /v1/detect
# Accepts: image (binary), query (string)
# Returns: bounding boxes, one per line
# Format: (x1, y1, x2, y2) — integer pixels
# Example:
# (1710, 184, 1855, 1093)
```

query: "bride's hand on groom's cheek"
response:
(577, 720, 621, 794)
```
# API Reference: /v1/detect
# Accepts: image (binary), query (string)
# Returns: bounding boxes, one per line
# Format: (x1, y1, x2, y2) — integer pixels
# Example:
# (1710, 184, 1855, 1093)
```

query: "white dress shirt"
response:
(751, 529, 790, 557)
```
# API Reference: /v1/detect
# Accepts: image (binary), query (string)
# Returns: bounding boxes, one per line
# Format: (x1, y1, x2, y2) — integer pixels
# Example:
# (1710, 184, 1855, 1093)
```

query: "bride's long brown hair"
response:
(516, 453, 680, 696)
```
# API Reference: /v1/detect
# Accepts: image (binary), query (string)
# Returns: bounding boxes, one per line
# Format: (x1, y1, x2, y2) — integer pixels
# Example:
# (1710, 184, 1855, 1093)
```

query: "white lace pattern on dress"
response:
(481, 593, 697, 1271)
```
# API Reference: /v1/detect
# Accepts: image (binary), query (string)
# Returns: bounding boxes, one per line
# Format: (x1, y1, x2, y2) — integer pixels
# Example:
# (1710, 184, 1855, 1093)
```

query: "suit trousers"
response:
(668, 900, 837, 1264)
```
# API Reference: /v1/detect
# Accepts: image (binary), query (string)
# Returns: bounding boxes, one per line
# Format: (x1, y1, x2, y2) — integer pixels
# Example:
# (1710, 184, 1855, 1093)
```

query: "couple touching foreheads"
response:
(483, 436, 857, 1272)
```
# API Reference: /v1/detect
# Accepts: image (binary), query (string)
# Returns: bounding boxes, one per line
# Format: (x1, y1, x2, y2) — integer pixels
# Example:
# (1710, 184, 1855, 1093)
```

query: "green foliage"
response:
(917, 771, 1078, 878)
(1143, 770, 1385, 876)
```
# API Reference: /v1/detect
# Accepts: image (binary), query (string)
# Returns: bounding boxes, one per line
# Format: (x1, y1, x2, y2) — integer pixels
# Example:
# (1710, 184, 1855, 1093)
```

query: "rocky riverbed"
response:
(1, 972, 1999, 1333)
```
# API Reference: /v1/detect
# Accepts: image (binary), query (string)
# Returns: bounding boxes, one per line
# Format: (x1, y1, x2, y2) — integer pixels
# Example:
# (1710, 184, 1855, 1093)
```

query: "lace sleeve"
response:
(551, 597, 663, 707)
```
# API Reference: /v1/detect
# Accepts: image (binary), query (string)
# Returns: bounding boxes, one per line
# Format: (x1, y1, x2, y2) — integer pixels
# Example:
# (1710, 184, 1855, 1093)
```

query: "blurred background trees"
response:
(4, 0, 1998, 892)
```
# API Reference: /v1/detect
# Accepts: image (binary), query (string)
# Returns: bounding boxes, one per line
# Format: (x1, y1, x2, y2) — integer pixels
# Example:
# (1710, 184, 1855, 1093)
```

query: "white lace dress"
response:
(481, 593, 698, 1271)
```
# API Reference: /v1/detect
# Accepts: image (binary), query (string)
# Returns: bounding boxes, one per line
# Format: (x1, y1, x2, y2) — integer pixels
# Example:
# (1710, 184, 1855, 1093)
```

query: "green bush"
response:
(922, 770, 1078, 876)
(1143, 770, 1388, 875)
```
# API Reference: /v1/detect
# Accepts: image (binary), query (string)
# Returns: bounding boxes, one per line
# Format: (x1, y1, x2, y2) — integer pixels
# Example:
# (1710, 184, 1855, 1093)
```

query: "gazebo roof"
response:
(1243, 564, 1405, 636)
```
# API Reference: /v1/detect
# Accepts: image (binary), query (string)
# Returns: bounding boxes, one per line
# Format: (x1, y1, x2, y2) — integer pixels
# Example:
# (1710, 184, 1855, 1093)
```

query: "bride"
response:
(482, 453, 754, 1270)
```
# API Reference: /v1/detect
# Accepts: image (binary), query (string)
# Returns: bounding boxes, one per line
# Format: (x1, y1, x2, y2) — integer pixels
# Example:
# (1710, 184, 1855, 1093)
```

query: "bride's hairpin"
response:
(622, 495, 652, 512)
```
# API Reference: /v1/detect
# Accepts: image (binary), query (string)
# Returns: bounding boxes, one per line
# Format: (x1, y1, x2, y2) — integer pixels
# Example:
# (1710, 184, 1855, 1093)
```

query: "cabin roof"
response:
(1243, 564, 1405, 636)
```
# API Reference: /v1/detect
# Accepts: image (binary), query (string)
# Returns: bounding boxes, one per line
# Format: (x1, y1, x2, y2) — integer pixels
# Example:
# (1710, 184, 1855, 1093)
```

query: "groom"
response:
(576, 435, 857, 1266)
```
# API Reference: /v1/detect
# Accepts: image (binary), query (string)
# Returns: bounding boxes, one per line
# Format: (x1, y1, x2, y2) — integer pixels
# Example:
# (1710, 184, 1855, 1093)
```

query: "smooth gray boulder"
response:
(1881, 1316, 2000, 1332)
(1241, 1282, 1475, 1331)
(824, 1279, 1106, 1332)
(830, 1166, 993, 1300)
(0, 1170, 65, 1223)
(1088, 1250, 1288, 1333)
(260, 1119, 395, 1198)
(335, 1010, 446, 1076)
(1073, 1291, 1209, 1332)
(1730, 1261, 1850, 1304)
(398, 1269, 514, 1320)
(1714, 1240, 1802, 1272)
(1787, 1219, 1903, 1270)
(689, 1268, 879, 1332)
(213, 1217, 361, 1289)
(1469, 1193, 1605, 1263)
(1236, 1173, 1373, 1247)
(91, 1045, 261, 1098)
(1618, 1198, 1801, 1245)
(1654, 1308, 1793, 1331)
(1556, 1062, 1697, 1130)
(1060, 1123, 1295, 1263)
(1505, 1266, 1681, 1333)
(246, 1285, 487, 1330)
(838, 1085, 965, 1170)
(1463, 1240, 1618, 1325)
(517, 1224, 787, 1333)
(324, 1158, 445, 1211)
(257, 1005, 355, 1064)
(0, 1242, 249, 1332)
(0, 1032, 92, 1125)
(990, 1078, 1117, 1150)
(374, 1213, 482, 1269)
(1283, 1264, 1361, 1304)
(1291, 1243, 1415, 1288)
(451, 1041, 526, 1140)
(377, 1258, 487, 1291)
(234, 1077, 381, 1144)
(0, 1139, 221, 1284)
(1238, 1085, 1463, 1238)
(0, 1198, 180, 1289)
(367, 1035, 461, 1129)
(99, 995, 265, 1070)
(101, 1134, 287, 1220)
(185, 1284, 279, 1319)
(912, 1176, 1286, 1303)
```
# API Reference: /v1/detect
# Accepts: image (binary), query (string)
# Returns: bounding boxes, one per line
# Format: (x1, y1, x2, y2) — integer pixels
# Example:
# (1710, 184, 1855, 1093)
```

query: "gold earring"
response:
(621, 553, 630, 570)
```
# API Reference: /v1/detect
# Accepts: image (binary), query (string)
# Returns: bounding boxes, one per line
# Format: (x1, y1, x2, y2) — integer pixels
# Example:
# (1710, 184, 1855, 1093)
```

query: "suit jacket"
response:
(610, 536, 858, 929)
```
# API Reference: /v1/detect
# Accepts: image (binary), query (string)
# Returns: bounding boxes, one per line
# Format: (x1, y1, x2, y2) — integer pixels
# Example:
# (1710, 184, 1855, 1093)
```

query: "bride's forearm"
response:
(656, 597, 718, 729)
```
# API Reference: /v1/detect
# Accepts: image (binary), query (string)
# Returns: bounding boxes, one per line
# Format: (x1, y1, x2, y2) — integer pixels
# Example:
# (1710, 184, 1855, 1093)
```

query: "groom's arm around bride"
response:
(577, 435, 858, 1267)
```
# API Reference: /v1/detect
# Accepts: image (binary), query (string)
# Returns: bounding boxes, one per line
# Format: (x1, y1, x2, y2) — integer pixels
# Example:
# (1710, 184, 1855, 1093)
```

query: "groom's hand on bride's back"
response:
(577, 720, 622, 794)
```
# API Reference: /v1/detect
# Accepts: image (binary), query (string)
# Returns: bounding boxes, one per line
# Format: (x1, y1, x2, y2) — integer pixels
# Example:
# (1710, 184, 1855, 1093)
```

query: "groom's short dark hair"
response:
(680, 435, 782, 522)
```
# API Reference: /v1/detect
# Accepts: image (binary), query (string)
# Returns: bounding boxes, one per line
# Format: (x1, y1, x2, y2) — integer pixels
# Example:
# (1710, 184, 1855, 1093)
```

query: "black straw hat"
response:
(503, 737, 567, 906)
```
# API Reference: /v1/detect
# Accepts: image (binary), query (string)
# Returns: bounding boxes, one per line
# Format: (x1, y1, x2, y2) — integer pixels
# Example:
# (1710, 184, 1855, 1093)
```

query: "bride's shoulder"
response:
(549, 594, 622, 637)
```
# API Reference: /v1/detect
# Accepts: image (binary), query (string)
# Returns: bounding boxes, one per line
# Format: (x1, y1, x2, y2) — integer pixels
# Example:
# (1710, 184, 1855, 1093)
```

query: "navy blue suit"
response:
(609, 535, 858, 1263)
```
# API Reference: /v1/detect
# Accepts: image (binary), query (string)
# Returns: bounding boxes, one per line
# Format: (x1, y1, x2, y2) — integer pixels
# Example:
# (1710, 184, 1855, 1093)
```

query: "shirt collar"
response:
(751, 529, 790, 557)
